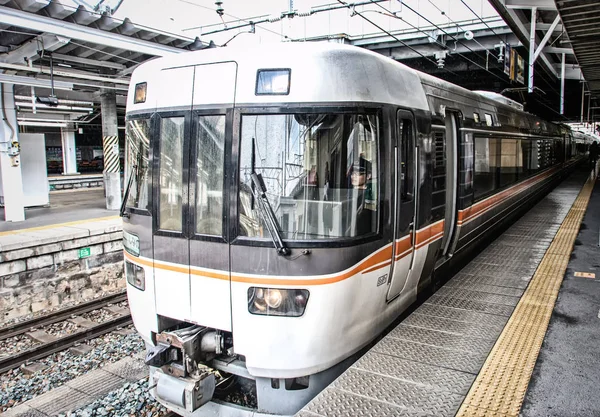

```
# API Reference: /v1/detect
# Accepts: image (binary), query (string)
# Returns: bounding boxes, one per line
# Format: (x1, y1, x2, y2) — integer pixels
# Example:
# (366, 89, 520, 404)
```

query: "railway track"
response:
(0, 292, 128, 341)
(0, 292, 132, 374)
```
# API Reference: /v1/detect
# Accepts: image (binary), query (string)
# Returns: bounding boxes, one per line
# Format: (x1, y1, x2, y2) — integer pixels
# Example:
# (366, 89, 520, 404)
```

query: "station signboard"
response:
(516, 54, 525, 84)
(504, 45, 511, 76)
(509, 49, 525, 85)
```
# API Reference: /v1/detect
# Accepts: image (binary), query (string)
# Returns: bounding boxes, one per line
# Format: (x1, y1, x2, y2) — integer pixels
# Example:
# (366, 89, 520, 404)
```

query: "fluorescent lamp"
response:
(18, 121, 68, 128)
(18, 118, 68, 123)
(15, 102, 93, 112)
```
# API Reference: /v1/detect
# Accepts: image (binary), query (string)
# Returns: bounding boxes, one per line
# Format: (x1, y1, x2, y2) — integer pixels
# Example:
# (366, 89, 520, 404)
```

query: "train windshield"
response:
(239, 112, 379, 241)
(125, 118, 152, 211)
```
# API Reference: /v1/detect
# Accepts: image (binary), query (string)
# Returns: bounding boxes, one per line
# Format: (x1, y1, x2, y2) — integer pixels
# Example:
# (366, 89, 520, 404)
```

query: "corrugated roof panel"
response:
(44, 1, 75, 19)
(557, 0, 600, 98)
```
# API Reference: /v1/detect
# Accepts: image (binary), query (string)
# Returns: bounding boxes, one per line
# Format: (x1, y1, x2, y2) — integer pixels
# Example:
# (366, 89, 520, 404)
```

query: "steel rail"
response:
(0, 313, 132, 374)
(0, 292, 127, 341)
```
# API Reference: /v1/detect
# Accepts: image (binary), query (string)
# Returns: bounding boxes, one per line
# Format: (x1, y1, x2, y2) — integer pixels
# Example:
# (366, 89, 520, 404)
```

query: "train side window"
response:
(484, 114, 493, 127)
(158, 117, 185, 231)
(195, 115, 225, 235)
(521, 140, 535, 175)
(431, 130, 446, 221)
(399, 119, 414, 202)
(125, 118, 152, 212)
(499, 139, 522, 187)
(473, 136, 499, 199)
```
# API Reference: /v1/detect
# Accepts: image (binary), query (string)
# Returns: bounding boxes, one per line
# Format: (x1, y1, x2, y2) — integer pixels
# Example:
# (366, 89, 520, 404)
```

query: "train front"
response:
(121, 43, 427, 416)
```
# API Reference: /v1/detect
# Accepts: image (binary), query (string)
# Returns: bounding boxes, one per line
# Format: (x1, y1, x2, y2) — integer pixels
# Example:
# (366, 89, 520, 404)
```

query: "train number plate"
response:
(123, 230, 140, 257)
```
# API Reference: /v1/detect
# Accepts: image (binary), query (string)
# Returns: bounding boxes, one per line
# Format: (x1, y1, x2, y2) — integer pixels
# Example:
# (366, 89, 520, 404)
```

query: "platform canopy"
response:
(554, 0, 600, 101)
(0, 0, 208, 125)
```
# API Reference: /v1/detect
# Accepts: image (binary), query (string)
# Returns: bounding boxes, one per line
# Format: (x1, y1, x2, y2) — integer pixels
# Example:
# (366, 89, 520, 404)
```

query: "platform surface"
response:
(298, 165, 595, 417)
(0, 189, 116, 233)
(520, 172, 600, 417)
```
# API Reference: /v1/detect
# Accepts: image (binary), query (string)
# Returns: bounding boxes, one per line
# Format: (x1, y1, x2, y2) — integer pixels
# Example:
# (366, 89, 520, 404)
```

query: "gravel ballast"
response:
(0, 327, 144, 412)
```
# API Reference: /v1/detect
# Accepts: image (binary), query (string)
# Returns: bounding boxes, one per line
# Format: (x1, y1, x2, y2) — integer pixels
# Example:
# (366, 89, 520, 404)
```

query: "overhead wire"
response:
(176, 0, 288, 38)
(458, 0, 507, 45)
(368, 1, 566, 119)
(400, 0, 564, 112)
(374, 1, 509, 85)
(335, 0, 460, 76)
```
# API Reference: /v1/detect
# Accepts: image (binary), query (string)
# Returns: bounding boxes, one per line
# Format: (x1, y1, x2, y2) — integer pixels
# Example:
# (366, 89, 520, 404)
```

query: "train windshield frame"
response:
(238, 109, 381, 243)
(124, 116, 152, 214)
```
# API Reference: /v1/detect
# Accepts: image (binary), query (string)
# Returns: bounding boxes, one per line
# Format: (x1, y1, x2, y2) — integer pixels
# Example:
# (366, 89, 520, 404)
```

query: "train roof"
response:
(127, 42, 430, 112)
(128, 41, 562, 136)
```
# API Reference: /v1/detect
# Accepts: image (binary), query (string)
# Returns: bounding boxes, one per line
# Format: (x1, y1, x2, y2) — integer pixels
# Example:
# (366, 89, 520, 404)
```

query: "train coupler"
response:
(146, 325, 225, 377)
(152, 367, 216, 413)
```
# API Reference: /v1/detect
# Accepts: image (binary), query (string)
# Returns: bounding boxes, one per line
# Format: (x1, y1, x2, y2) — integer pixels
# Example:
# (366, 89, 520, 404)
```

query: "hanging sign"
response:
(504, 45, 511, 76)
(516, 54, 525, 84)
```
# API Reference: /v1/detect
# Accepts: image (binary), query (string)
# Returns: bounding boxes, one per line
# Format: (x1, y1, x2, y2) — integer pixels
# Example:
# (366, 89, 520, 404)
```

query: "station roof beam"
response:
(0, 0, 208, 123)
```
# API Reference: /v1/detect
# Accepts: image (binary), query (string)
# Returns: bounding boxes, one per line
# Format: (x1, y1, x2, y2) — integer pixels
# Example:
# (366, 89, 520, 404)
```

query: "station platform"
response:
(297, 164, 598, 417)
(0, 189, 123, 324)
(0, 189, 116, 233)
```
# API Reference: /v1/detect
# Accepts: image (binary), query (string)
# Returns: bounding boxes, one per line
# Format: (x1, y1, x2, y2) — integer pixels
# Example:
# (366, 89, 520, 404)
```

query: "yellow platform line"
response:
(0, 216, 120, 237)
(456, 171, 596, 417)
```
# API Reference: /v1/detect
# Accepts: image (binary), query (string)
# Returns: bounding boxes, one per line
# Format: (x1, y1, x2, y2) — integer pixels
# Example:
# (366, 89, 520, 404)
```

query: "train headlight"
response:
(125, 260, 145, 291)
(134, 82, 147, 103)
(248, 287, 309, 317)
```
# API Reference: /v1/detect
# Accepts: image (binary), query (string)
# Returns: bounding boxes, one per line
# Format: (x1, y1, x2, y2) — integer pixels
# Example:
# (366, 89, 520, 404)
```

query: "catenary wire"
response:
(373, 0, 509, 85)
(335, 0, 460, 76)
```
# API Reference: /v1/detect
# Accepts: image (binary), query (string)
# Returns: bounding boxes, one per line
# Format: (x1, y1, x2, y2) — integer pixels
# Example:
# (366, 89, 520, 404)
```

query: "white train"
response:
(122, 42, 581, 416)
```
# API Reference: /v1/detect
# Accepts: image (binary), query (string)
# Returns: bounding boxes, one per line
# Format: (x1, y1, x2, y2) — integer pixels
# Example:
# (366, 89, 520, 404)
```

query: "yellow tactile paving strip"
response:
(456, 172, 597, 417)
(0, 215, 119, 236)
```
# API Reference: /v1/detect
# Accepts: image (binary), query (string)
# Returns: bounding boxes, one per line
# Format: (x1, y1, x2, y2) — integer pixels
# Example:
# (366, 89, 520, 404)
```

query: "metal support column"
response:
(581, 83, 585, 123)
(528, 7, 537, 93)
(0, 83, 25, 221)
(60, 124, 78, 175)
(587, 93, 591, 122)
(100, 90, 121, 210)
(560, 53, 566, 115)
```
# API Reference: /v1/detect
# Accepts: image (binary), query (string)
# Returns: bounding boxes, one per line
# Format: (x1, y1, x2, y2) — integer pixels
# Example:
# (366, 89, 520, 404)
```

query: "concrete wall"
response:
(0, 220, 124, 323)
(49, 175, 105, 191)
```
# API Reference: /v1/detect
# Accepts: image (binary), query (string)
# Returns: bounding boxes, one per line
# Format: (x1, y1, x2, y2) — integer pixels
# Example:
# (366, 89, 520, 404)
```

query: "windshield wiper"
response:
(250, 137, 289, 256)
(250, 172, 290, 256)
(120, 164, 137, 218)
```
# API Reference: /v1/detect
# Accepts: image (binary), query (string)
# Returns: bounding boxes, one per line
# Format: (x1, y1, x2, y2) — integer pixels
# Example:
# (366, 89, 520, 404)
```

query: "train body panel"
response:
(122, 42, 584, 416)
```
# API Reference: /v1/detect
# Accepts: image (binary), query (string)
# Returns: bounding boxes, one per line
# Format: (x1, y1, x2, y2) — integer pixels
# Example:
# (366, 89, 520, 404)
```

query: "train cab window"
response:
(238, 112, 379, 240)
(484, 114, 493, 127)
(125, 118, 152, 211)
(473, 136, 499, 199)
(195, 115, 225, 235)
(158, 117, 185, 231)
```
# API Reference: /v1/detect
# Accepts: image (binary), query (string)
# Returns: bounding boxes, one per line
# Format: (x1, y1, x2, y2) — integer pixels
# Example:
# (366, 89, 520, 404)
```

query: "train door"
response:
(387, 110, 417, 301)
(440, 111, 460, 256)
(152, 66, 194, 322)
(153, 63, 237, 332)
(187, 62, 237, 332)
